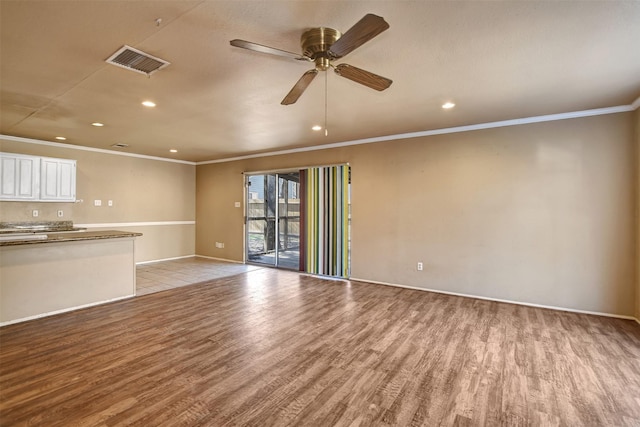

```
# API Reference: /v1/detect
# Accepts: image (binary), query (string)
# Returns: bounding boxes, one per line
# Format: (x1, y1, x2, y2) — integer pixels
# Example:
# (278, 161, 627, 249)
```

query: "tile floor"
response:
(136, 257, 263, 296)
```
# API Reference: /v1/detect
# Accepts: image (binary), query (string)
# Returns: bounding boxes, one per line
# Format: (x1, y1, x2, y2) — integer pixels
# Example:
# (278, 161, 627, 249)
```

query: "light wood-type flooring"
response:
(1, 267, 639, 426)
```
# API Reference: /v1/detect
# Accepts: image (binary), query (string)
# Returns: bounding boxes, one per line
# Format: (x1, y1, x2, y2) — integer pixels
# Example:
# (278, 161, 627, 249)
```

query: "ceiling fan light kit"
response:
(230, 13, 392, 105)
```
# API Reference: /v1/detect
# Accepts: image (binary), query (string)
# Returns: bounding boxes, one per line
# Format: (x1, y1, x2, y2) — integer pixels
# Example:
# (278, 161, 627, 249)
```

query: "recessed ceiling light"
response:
(142, 101, 156, 107)
(55, 136, 66, 140)
(169, 149, 178, 153)
(91, 122, 104, 127)
(442, 102, 455, 109)
(311, 125, 322, 131)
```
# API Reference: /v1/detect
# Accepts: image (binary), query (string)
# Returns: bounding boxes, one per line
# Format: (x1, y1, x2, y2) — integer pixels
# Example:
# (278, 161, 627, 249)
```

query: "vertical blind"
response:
(302, 165, 349, 277)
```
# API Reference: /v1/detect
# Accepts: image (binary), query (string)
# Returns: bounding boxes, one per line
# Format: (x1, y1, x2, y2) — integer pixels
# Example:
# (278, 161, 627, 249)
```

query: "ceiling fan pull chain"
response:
(325, 68, 328, 137)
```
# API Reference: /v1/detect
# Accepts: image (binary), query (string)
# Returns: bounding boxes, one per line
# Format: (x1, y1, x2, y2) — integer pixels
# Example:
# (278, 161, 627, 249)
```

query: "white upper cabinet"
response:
(39, 157, 76, 201)
(0, 153, 76, 202)
(0, 153, 39, 200)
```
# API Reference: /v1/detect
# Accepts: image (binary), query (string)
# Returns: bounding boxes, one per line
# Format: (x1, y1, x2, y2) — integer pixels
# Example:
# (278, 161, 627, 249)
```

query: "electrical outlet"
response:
(417, 262, 423, 271)
(234, 201, 241, 208)
(57, 210, 64, 217)
(32, 209, 39, 217)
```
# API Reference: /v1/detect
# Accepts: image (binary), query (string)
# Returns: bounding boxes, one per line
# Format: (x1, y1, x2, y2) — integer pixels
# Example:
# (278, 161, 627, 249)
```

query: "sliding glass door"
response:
(246, 173, 300, 269)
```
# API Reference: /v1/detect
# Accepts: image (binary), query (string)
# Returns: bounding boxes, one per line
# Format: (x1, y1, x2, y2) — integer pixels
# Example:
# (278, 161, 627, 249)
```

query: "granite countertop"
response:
(0, 220, 86, 234)
(0, 230, 143, 246)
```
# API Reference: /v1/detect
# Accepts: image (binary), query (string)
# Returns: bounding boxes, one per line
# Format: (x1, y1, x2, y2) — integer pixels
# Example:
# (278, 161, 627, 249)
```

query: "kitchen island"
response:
(0, 229, 142, 325)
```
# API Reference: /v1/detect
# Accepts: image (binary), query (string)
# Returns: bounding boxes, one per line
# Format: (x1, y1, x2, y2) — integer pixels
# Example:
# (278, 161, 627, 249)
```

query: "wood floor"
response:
(1, 268, 639, 426)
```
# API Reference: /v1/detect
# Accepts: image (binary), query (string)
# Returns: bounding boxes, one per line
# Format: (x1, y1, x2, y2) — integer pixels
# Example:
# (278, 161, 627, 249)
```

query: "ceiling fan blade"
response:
(334, 64, 392, 91)
(328, 14, 389, 59)
(230, 39, 309, 61)
(281, 69, 319, 105)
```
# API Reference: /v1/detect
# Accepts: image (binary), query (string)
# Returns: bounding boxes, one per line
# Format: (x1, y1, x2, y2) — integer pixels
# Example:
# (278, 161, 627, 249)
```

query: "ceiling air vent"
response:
(111, 143, 129, 148)
(105, 45, 170, 76)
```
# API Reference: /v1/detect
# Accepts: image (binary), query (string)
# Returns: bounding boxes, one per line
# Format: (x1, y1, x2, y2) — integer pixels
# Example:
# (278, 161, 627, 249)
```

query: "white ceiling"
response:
(1, 1, 639, 162)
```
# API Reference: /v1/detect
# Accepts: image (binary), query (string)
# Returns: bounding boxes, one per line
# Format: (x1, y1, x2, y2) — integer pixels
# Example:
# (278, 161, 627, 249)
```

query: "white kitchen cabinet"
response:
(39, 157, 76, 201)
(0, 153, 39, 200)
(0, 152, 76, 202)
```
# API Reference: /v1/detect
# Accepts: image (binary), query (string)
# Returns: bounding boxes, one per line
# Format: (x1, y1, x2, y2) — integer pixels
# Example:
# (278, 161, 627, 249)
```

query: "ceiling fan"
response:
(230, 14, 392, 105)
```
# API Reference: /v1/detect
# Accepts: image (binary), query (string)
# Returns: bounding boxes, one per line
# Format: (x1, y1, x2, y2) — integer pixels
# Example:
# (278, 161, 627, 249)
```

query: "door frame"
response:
(244, 171, 300, 269)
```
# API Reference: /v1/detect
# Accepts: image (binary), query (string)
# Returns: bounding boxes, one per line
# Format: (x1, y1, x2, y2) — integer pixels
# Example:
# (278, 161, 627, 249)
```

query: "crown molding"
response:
(0, 134, 196, 165)
(197, 104, 635, 165)
(2, 100, 636, 166)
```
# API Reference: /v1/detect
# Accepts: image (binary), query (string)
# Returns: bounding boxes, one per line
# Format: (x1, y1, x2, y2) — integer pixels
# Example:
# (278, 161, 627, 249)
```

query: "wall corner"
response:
(635, 107, 640, 321)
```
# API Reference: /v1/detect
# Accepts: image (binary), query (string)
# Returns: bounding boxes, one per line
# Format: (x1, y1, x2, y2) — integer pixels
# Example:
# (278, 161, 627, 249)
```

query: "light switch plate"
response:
(234, 201, 241, 208)
(94, 200, 102, 206)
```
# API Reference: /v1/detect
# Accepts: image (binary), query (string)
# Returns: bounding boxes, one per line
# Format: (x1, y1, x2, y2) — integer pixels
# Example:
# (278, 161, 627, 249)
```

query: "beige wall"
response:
(636, 108, 640, 320)
(0, 137, 196, 262)
(197, 112, 637, 317)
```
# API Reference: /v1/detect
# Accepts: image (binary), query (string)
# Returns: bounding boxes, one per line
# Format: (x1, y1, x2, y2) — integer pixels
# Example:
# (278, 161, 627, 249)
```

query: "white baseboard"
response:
(138, 254, 245, 265)
(195, 254, 245, 264)
(136, 254, 195, 265)
(0, 294, 135, 327)
(349, 277, 639, 322)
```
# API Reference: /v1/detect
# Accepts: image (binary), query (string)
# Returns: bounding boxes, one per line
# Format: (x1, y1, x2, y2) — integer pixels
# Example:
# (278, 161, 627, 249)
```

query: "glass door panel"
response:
(246, 174, 276, 266)
(246, 172, 300, 269)
(277, 176, 300, 269)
